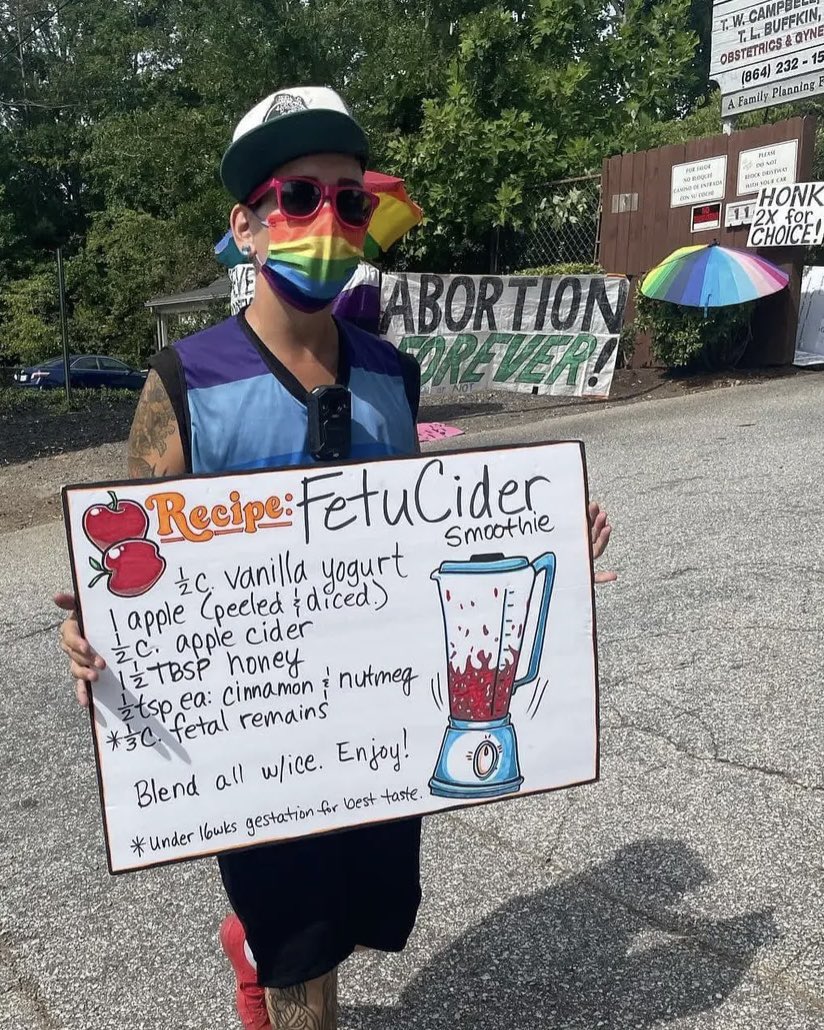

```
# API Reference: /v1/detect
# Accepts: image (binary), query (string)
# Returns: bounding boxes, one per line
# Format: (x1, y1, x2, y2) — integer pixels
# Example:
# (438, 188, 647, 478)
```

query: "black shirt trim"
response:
(147, 346, 193, 473)
(396, 350, 422, 421)
(237, 309, 350, 406)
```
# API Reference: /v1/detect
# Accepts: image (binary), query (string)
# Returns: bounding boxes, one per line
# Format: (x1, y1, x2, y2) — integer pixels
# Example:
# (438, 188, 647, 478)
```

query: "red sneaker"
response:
(219, 914, 270, 1029)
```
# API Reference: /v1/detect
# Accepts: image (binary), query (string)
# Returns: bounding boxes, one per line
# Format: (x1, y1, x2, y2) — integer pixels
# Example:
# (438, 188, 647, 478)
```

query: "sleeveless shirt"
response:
(149, 311, 420, 474)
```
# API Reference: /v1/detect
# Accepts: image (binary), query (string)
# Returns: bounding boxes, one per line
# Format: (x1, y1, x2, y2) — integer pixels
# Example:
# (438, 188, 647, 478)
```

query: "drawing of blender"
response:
(429, 553, 556, 799)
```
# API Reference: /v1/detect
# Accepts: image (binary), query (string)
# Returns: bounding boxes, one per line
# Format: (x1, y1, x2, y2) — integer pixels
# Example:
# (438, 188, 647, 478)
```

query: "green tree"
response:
(0, 0, 728, 362)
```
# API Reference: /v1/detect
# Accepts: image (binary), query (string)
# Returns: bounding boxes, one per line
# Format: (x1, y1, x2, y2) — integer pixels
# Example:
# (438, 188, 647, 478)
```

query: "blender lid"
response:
(437, 554, 530, 574)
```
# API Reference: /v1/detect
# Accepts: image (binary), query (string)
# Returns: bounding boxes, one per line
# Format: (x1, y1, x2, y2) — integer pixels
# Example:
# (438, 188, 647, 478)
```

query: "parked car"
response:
(13, 355, 147, 391)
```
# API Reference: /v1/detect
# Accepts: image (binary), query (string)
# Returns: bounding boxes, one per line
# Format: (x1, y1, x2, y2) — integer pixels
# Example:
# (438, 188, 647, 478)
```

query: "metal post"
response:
(490, 226, 501, 274)
(56, 247, 71, 404)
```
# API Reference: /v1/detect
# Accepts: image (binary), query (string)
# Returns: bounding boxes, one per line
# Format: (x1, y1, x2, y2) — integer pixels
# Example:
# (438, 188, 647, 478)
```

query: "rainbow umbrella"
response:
(640, 242, 788, 309)
(362, 170, 423, 259)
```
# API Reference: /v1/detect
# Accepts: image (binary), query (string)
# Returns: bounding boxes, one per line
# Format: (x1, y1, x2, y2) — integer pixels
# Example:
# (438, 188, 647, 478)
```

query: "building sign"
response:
(691, 202, 723, 232)
(725, 199, 757, 226)
(711, 0, 824, 115)
(748, 181, 824, 246)
(63, 443, 598, 872)
(737, 140, 798, 196)
(671, 156, 727, 207)
(380, 273, 629, 400)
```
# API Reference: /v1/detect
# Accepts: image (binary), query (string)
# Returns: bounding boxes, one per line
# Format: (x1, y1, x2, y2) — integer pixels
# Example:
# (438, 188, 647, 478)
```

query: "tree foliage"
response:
(0, 0, 756, 363)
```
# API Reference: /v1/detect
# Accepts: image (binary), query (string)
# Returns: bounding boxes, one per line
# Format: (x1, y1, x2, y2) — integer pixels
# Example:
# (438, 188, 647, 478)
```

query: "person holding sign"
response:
(56, 85, 615, 1030)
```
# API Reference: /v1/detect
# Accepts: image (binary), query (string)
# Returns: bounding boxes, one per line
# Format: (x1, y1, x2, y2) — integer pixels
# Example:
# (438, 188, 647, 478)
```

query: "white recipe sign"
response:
(63, 443, 599, 873)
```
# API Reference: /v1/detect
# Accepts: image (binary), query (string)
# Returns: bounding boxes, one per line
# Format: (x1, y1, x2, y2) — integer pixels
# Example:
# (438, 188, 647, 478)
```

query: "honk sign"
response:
(63, 443, 598, 873)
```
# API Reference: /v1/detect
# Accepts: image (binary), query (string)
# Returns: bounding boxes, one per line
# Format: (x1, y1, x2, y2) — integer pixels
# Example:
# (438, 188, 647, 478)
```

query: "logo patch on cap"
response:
(265, 93, 308, 119)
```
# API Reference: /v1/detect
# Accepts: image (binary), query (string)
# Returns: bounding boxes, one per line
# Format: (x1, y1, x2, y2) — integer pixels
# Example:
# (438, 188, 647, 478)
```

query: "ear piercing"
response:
(241, 244, 253, 257)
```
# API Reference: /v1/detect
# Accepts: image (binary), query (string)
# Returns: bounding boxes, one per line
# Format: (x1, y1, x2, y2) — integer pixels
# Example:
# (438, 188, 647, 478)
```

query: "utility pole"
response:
(56, 247, 71, 404)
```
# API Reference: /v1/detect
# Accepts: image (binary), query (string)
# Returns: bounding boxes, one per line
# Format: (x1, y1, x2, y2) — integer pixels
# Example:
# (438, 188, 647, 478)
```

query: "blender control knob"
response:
(473, 739, 500, 780)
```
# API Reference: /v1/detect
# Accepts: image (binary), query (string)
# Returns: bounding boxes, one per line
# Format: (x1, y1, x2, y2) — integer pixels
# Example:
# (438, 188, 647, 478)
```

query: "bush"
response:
(0, 385, 137, 417)
(618, 321, 636, 366)
(634, 290, 754, 371)
(515, 263, 603, 276)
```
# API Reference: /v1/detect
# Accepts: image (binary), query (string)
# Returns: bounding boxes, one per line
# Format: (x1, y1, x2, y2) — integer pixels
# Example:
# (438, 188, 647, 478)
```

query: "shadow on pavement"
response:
(343, 839, 777, 1029)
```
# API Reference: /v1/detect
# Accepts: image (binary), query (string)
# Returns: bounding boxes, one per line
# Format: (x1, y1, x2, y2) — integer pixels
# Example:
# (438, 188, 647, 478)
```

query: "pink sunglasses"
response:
(247, 176, 379, 229)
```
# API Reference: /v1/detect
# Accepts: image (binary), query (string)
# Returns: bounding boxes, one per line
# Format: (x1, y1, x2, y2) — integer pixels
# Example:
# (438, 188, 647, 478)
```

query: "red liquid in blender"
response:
(447, 645, 521, 721)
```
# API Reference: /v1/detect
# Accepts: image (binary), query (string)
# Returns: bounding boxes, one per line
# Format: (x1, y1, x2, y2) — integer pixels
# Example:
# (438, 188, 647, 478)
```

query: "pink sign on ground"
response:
(417, 422, 465, 443)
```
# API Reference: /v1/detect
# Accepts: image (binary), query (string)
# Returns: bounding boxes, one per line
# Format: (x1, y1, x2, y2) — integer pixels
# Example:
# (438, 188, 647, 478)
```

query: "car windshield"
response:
(39, 357, 66, 368)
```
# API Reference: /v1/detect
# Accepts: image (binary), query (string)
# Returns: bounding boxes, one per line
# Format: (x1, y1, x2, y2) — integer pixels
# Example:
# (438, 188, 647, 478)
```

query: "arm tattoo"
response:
(127, 369, 177, 479)
(265, 969, 338, 1030)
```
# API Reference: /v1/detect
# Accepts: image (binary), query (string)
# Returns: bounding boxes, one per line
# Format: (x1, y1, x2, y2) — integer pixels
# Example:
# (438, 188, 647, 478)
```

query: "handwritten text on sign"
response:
(748, 181, 824, 246)
(63, 444, 598, 873)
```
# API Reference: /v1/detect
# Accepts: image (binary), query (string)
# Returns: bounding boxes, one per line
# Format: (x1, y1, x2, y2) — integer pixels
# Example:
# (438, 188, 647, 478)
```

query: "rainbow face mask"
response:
(260, 207, 367, 313)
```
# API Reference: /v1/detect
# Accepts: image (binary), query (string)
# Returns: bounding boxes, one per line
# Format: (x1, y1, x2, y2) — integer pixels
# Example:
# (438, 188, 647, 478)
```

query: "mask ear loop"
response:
(243, 206, 272, 271)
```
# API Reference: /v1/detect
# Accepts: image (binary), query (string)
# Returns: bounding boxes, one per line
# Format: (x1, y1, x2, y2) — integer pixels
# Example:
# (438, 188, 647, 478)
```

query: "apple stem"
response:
(108, 490, 119, 510)
(88, 572, 107, 588)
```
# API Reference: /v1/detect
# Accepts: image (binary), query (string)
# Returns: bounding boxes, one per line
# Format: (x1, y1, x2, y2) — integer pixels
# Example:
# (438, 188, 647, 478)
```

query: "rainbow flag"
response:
(363, 171, 423, 260)
(332, 263, 381, 333)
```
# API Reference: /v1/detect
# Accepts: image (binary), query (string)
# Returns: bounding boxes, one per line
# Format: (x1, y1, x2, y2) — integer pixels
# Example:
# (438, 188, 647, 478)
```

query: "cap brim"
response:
(221, 109, 370, 202)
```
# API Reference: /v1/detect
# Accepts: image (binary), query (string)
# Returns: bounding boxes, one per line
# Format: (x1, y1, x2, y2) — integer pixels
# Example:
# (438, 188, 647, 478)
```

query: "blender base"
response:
(428, 715, 524, 800)
(429, 774, 524, 799)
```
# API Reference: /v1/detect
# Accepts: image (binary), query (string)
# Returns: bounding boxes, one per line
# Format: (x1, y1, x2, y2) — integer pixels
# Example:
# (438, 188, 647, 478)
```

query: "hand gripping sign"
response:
(63, 443, 599, 872)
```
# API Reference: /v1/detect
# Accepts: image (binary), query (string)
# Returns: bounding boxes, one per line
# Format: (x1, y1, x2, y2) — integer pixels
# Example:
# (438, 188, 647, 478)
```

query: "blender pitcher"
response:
(429, 552, 556, 798)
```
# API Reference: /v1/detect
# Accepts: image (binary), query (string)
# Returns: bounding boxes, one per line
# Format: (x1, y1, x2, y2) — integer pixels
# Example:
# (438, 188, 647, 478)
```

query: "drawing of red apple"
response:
(83, 492, 149, 551)
(89, 539, 166, 597)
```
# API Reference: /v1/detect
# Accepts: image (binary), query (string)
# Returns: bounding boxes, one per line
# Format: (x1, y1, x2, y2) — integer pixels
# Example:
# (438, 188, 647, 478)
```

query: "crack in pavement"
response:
(544, 791, 580, 870)
(0, 619, 61, 648)
(621, 689, 722, 757)
(608, 705, 823, 794)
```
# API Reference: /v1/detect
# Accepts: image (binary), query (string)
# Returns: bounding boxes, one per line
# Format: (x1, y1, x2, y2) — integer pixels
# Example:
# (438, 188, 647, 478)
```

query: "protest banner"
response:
(748, 182, 824, 246)
(379, 273, 629, 399)
(63, 443, 599, 873)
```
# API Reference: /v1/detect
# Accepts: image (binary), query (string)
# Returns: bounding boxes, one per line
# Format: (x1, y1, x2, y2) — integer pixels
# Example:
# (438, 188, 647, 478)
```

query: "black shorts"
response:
(218, 817, 423, 988)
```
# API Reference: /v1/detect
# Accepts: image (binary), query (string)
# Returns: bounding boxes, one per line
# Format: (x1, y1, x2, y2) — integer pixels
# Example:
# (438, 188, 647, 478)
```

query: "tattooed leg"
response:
(264, 968, 338, 1030)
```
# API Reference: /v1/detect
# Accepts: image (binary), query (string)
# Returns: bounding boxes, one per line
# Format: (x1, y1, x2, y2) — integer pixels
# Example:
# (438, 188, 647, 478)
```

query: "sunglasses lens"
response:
(280, 179, 322, 218)
(336, 189, 374, 227)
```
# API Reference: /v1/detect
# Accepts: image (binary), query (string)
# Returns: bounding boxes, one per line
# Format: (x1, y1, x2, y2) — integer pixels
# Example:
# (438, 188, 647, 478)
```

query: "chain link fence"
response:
(496, 174, 602, 273)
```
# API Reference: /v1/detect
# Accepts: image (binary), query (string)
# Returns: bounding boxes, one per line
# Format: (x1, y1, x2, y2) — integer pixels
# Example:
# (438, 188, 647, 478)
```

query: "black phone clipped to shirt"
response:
(307, 384, 351, 461)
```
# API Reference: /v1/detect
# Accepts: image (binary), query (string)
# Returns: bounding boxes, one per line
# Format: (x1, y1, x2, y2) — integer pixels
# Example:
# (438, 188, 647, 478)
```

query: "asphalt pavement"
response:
(1, 373, 822, 1029)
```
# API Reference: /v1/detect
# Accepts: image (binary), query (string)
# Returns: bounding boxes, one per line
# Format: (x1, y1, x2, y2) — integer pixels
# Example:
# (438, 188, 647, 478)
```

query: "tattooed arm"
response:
(127, 369, 186, 479)
(56, 370, 185, 707)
